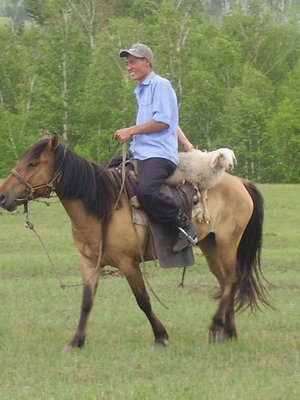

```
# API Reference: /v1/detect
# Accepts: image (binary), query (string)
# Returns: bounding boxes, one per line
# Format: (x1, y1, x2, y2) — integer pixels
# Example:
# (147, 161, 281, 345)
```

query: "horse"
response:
(0, 134, 269, 352)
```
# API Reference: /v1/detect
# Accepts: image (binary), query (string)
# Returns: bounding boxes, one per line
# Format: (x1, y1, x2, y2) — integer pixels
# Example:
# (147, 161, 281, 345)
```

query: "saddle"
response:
(116, 160, 197, 268)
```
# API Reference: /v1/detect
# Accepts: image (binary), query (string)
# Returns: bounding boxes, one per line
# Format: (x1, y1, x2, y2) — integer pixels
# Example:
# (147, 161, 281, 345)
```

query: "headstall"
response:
(10, 148, 67, 204)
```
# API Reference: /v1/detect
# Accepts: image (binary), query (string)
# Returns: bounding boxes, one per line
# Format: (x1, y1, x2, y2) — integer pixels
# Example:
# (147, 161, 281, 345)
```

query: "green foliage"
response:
(216, 64, 275, 181)
(259, 59, 300, 183)
(0, 1, 300, 181)
(23, 0, 46, 24)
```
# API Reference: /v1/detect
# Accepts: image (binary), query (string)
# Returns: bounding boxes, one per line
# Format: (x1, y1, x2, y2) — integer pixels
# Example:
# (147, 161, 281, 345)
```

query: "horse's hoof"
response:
(208, 330, 216, 344)
(155, 336, 168, 347)
(208, 329, 226, 343)
(209, 327, 236, 343)
(225, 328, 238, 341)
(61, 344, 74, 354)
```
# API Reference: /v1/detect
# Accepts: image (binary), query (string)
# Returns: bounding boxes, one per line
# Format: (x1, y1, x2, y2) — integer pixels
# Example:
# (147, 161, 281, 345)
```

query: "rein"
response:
(114, 145, 169, 310)
(14, 146, 103, 289)
(113, 143, 127, 210)
(23, 201, 67, 289)
(23, 201, 103, 290)
(15, 143, 168, 305)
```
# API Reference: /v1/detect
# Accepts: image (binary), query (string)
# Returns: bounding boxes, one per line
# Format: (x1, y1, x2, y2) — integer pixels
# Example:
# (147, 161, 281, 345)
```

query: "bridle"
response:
(10, 148, 67, 204)
(9, 146, 103, 290)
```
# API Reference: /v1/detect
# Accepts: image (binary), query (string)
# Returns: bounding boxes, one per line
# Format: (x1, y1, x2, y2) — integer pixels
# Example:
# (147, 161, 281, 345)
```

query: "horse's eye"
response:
(28, 162, 38, 168)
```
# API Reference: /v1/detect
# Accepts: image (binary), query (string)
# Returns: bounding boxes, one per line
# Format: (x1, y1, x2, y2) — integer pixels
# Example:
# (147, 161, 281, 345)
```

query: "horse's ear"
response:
(47, 133, 59, 151)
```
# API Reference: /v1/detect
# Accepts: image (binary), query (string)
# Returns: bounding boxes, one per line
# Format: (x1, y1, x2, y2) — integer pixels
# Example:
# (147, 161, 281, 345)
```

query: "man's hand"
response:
(177, 126, 194, 152)
(182, 142, 194, 152)
(114, 127, 133, 144)
(114, 121, 167, 144)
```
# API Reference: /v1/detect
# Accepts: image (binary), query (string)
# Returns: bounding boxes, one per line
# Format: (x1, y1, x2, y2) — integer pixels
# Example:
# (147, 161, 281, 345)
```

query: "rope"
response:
(23, 202, 103, 290)
(112, 146, 169, 309)
(113, 143, 127, 210)
(141, 260, 169, 310)
(22, 145, 170, 310)
(132, 213, 169, 310)
(24, 201, 169, 308)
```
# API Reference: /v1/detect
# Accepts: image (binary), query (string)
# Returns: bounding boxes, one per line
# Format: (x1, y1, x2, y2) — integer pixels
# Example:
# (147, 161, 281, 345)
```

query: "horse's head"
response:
(0, 134, 61, 212)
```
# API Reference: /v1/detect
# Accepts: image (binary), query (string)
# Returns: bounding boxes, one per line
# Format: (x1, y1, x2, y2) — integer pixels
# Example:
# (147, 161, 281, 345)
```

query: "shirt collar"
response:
(141, 71, 155, 86)
(134, 71, 155, 95)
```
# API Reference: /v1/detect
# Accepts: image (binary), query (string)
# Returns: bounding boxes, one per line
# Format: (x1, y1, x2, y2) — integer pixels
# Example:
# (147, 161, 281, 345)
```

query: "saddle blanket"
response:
(134, 208, 195, 268)
(130, 185, 196, 268)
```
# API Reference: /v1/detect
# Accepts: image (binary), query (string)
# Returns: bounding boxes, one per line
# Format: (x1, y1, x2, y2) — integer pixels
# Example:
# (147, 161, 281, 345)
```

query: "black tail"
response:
(235, 181, 270, 312)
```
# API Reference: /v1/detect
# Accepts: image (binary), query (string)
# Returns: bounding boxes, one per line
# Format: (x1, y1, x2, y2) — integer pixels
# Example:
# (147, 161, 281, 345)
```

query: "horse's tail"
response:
(235, 180, 270, 312)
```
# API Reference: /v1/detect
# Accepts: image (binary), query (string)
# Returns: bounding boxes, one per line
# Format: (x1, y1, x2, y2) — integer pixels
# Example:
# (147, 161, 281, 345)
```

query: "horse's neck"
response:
(60, 197, 102, 234)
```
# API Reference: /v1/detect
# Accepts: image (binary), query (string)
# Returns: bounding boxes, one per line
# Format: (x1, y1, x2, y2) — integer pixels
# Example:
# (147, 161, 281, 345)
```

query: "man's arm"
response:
(114, 120, 168, 144)
(177, 126, 194, 151)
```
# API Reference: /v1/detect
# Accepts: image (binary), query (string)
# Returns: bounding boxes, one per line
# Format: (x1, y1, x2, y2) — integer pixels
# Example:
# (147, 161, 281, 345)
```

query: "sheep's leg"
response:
(195, 189, 205, 223)
(201, 189, 210, 224)
(196, 205, 204, 223)
(203, 189, 210, 224)
(195, 203, 204, 223)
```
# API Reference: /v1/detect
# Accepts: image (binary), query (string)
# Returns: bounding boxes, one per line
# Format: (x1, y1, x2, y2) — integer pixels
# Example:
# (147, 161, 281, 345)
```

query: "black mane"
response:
(24, 139, 122, 225)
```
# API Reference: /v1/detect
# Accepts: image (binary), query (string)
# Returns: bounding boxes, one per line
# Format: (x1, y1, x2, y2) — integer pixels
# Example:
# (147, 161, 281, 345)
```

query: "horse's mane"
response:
(23, 139, 122, 226)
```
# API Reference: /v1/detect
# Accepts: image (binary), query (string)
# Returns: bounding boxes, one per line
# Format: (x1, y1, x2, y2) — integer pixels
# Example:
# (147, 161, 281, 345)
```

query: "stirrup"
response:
(177, 227, 198, 246)
(173, 226, 198, 252)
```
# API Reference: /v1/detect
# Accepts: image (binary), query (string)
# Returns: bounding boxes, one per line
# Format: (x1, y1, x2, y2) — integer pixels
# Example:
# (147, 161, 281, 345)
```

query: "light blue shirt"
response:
(130, 71, 179, 165)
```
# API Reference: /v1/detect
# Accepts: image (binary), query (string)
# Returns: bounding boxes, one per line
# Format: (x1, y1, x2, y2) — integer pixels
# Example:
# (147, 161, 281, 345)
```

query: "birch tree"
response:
(67, 0, 101, 50)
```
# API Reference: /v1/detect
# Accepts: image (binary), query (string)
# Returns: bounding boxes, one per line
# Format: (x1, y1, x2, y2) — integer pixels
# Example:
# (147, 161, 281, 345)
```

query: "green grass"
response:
(0, 185, 299, 400)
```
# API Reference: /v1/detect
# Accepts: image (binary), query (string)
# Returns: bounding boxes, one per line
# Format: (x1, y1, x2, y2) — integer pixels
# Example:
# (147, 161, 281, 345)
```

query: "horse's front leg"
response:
(121, 260, 169, 346)
(62, 255, 101, 353)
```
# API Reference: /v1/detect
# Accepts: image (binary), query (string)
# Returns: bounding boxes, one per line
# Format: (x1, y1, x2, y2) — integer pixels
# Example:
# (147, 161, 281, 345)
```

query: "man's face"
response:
(125, 55, 151, 82)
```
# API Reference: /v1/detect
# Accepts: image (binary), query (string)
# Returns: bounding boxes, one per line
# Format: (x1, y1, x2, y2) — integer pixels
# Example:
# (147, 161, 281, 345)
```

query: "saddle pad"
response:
(132, 208, 195, 268)
(149, 219, 195, 268)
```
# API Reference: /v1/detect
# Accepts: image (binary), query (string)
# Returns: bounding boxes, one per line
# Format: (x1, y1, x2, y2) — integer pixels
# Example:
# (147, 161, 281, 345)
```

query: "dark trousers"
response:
(136, 158, 179, 224)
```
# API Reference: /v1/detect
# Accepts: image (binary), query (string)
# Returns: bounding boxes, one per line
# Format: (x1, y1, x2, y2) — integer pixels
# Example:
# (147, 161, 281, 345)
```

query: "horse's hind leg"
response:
(224, 284, 237, 340)
(209, 286, 231, 342)
(209, 283, 237, 342)
(122, 261, 168, 346)
(199, 237, 237, 342)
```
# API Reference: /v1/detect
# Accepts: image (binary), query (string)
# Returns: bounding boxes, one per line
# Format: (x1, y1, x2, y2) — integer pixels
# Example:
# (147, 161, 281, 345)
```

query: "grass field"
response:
(0, 184, 299, 400)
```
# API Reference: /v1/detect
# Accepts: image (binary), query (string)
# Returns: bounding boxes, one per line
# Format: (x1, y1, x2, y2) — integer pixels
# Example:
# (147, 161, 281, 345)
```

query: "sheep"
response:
(166, 148, 237, 223)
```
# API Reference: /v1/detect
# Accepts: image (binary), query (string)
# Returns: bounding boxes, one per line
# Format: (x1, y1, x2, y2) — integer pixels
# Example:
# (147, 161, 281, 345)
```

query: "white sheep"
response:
(166, 148, 237, 223)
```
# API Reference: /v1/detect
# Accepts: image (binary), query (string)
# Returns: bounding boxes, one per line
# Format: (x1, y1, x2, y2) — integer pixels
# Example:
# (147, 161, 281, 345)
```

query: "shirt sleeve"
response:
(151, 80, 174, 127)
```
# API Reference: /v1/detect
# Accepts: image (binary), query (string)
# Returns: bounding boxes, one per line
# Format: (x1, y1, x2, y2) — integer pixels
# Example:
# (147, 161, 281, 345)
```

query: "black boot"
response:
(172, 209, 198, 252)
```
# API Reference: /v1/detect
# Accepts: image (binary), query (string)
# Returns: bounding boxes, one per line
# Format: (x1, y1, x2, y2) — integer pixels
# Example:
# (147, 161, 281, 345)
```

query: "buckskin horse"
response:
(0, 134, 269, 352)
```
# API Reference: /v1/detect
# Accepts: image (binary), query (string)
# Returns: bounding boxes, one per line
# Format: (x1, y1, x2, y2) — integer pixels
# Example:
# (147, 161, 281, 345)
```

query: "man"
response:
(114, 43, 197, 252)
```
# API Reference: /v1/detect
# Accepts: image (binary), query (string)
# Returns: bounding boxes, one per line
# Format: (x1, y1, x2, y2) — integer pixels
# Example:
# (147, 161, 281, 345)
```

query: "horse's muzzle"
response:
(0, 192, 18, 212)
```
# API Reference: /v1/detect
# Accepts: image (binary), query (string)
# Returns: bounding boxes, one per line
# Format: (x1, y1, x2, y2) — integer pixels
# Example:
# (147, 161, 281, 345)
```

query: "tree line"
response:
(0, 0, 299, 182)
